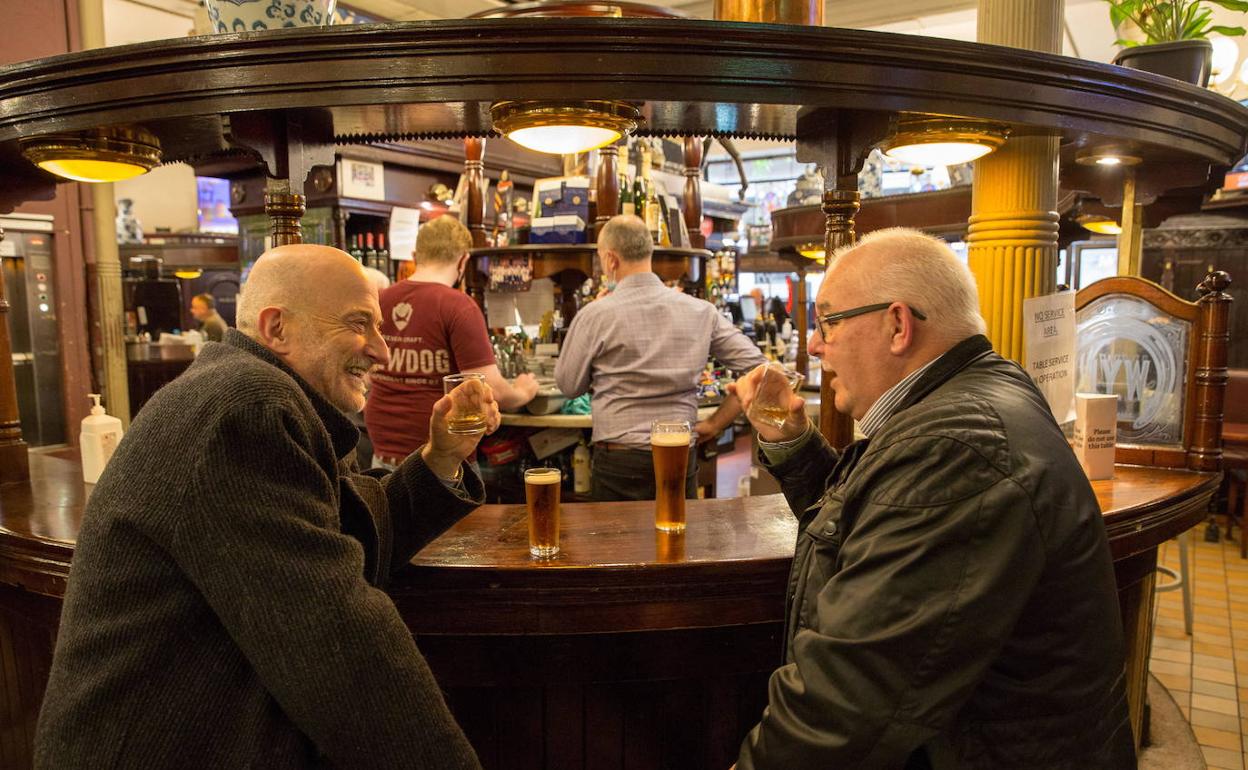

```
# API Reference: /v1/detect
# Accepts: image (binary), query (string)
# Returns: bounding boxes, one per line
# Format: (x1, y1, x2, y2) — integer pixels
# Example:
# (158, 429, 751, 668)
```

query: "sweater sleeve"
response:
(379, 449, 485, 567)
(175, 400, 480, 770)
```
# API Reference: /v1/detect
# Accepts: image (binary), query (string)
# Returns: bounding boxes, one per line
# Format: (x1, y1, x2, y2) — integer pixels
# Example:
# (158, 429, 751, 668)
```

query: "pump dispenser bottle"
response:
(81, 393, 124, 484)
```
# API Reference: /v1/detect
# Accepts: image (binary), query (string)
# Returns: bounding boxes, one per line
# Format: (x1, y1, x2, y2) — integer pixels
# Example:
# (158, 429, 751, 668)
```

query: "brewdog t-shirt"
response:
(365, 281, 495, 458)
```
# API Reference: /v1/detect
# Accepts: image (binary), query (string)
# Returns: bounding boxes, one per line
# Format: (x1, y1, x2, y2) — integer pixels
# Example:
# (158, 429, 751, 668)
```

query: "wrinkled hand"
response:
(728, 363, 808, 443)
(514, 371, 540, 401)
(422, 378, 501, 478)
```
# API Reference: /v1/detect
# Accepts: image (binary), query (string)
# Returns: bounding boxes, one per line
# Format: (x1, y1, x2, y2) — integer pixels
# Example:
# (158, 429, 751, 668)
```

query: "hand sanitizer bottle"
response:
(81, 393, 124, 484)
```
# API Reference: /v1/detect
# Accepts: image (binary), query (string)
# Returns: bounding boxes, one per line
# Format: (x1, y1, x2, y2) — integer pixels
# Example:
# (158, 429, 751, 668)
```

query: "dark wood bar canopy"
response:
(0, 15, 1246, 770)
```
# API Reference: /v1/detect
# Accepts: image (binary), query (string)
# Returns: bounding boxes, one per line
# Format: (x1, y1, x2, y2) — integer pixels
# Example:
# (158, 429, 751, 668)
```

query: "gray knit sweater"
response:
(34, 330, 483, 769)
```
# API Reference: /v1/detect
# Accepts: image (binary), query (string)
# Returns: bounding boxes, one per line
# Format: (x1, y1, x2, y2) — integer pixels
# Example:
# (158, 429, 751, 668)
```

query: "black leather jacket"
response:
(738, 336, 1136, 769)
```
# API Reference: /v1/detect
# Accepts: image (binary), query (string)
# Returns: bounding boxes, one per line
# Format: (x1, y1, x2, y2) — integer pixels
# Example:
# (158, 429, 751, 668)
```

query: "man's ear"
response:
(256, 306, 293, 354)
(887, 303, 916, 356)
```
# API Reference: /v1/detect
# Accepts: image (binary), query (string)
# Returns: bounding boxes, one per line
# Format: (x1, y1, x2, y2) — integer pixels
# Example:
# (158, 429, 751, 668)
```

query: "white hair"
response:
(831, 228, 986, 343)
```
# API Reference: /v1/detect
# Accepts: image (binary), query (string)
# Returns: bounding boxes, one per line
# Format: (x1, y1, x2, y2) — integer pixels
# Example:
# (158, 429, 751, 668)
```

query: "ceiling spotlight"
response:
(1077, 214, 1122, 235)
(1074, 146, 1142, 167)
(491, 100, 641, 155)
(21, 124, 162, 183)
(880, 116, 1009, 167)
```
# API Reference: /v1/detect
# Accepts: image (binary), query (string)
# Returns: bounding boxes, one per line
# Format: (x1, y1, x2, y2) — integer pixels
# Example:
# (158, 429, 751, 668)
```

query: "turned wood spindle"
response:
(1189, 270, 1232, 473)
(593, 144, 619, 243)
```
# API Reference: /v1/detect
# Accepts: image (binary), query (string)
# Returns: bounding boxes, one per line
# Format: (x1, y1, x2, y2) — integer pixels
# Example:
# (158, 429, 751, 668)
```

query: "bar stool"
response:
(1155, 531, 1192, 635)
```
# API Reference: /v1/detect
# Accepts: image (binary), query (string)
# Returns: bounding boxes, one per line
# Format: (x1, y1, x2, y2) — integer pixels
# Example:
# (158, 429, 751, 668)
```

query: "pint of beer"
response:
(443, 372, 488, 435)
(651, 420, 692, 533)
(524, 467, 562, 558)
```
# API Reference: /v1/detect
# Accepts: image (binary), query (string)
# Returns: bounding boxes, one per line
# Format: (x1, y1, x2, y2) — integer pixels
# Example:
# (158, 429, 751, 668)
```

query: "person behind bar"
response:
(35, 245, 490, 770)
(190, 291, 228, 342)
(730, 228, 1134, 769)
(556, 214, 766, 501)
(365, 215, 538, 470)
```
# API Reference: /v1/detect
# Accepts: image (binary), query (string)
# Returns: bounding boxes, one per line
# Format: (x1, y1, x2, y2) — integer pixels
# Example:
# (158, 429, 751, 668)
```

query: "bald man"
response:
(35, 245, 488, 769)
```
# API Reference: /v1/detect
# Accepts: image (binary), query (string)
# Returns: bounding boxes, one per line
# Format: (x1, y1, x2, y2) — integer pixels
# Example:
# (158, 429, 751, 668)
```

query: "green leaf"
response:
(1115, 37, 1143, 46)
(1205, 0, 1248, 10)
(1209, 24, 1247, 35)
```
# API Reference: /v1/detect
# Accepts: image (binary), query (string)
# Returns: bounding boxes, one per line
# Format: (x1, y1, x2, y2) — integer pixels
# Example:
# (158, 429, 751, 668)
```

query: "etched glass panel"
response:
(1075, 294, 1189, 446)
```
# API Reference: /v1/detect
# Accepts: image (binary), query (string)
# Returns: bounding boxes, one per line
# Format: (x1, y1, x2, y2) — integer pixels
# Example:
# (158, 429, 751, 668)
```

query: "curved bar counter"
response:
(0, 453, 1218, 768)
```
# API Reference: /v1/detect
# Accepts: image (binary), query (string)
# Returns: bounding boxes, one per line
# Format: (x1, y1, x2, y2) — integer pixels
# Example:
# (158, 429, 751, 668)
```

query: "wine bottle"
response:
(377, 232, 390, 278)
(364, 232, 377, 270)
(618, 145, 634, 216)
(348, 234, 363, 263)
(641, 155, 661, 244)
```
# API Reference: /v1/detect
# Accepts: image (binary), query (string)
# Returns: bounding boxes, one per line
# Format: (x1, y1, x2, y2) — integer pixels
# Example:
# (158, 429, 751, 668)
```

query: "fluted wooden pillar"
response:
(682, 138, 705, 249)
(0, 226, 30, 484)
(967, 0, 1062, 364)
(463, 138, 488, 310)
(820, 187, 858, 449)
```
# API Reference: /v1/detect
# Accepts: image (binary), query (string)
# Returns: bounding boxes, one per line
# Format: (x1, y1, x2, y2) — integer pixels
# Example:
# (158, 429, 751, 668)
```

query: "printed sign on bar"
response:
(1023, 290, 1076, 425)
(387, 206, 420, 263)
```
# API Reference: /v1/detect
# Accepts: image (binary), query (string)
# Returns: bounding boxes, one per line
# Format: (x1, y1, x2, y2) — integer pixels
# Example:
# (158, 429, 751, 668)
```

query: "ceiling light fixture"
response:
(1077, 214, 1122, 236)
(1074, 145, 1143, 167)
(20, 125, 162, 183)
(880, 116, 1009, 167)
(491, 100, 641, 155)
(797, 242, 826, 263)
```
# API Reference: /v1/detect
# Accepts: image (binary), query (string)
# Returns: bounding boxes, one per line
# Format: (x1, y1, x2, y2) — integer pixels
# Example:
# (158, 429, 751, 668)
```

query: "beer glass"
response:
(746, 363, 805, 430)
(443, 372, 488, 435)
(524, 467, 562, 558)
(651, 420, 692, 533)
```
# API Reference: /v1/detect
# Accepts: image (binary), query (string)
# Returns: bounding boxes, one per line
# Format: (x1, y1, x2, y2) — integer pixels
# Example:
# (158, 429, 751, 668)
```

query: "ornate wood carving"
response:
(592, 143, 618, 243)
(1190, 271, 1232, 472)
(264, 184, 306, 247)
(682, 137, 704, 249)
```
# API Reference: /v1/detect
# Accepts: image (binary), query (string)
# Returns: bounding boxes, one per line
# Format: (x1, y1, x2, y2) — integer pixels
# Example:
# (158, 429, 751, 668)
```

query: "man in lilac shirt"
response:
(555, 215, 766, 501)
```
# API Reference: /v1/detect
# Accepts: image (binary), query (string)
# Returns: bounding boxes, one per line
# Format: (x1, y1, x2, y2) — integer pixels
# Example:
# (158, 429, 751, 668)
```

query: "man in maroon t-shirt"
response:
(365, 215, 538, 468)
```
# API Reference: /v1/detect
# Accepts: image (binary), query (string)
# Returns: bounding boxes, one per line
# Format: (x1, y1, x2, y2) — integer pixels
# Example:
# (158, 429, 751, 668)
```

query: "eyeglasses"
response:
(816, 302, 927, 342)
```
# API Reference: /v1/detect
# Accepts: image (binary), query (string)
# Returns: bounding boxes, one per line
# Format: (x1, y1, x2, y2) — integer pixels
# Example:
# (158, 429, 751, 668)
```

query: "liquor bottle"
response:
(618, 144, 634, 216)
(364, 232, 377, 270)
(640, 152, 661, 244)
(377, 232, 390, 277)
(348, 234, 363, 263)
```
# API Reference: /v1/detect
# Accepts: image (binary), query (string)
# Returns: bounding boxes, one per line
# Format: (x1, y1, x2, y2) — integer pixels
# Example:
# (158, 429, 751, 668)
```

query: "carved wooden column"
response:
(265, 179, 306, 246)
(593, 143, 619, 243)
(0, 226, 30, 484)
(819, 187, 860, 449)
(463, 138, 488, 310)
(1189, 270, 1231, 472)
(683, 137, 705, 250)
(967, 0, 1062, 364)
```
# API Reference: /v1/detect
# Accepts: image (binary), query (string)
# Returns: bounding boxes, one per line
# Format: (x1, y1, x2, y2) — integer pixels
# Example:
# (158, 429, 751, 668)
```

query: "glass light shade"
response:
(21, 125, 162, 183)
(1210, 36, 1239, 86)
(1096, 156, 1123, 166)
(491, 100, 640, 156)
(36, 158, 150, 183)
(174, 269, 204, 280)
(1079, 216, 1122, 236)
(797, 242, 826, 262)
(505, 125, 622, 155)
(883, 141, 997, 166)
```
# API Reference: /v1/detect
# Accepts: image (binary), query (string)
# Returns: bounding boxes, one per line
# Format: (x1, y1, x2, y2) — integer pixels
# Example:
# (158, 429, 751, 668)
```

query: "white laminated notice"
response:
(1023, 291, 1076, 425)
(1073, 393, 1117, 481)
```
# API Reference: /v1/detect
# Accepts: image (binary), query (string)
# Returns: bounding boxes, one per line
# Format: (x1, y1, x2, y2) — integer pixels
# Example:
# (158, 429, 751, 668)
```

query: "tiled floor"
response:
(1151, 524, 1248, 769)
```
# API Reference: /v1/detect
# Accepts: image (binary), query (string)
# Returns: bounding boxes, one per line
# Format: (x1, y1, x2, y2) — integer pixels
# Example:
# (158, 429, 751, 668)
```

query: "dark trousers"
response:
(591, 445, 697, 502)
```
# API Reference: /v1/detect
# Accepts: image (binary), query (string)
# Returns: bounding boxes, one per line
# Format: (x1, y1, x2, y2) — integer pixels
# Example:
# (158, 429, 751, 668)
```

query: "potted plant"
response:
(1106, 0, 1248, 85)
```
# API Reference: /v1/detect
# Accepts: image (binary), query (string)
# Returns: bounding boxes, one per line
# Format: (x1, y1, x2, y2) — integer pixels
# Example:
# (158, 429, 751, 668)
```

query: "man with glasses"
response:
(730, 228, 1133, 769)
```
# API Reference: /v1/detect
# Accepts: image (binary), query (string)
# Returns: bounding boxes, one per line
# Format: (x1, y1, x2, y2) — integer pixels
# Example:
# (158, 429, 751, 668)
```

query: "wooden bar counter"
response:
(0, 452, 1219, 769)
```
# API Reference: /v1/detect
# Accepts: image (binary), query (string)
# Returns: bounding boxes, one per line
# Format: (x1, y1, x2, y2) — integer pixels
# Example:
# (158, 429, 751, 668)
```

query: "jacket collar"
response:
(893, 334, 995, 415)
(222, 329, 361, 459)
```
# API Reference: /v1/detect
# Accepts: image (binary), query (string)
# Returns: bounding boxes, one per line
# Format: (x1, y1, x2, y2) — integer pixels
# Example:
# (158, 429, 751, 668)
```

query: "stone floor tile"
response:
(1192, 692, 1240, 715)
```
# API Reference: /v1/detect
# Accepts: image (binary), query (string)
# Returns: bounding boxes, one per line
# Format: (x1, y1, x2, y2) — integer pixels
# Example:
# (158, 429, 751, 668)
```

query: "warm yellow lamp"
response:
(173, 269, 204, 280)
(881, 117, 1009, 166)
(797, 242, 826, 263)
(1077, 214, 1122, 235)
(1073, 146, 1142, 167)
(491, 101, 640, 155)
(21, 125, 162, 183)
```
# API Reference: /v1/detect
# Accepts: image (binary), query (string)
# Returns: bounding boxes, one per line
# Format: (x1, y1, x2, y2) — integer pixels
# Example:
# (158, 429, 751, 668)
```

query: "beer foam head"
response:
(526, 468, 562, 484)
(651, 432, 691, 447)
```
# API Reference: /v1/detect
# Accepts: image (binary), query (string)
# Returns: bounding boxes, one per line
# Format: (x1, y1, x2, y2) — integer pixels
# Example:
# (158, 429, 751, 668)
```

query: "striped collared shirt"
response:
(857, 358, 939, 438)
